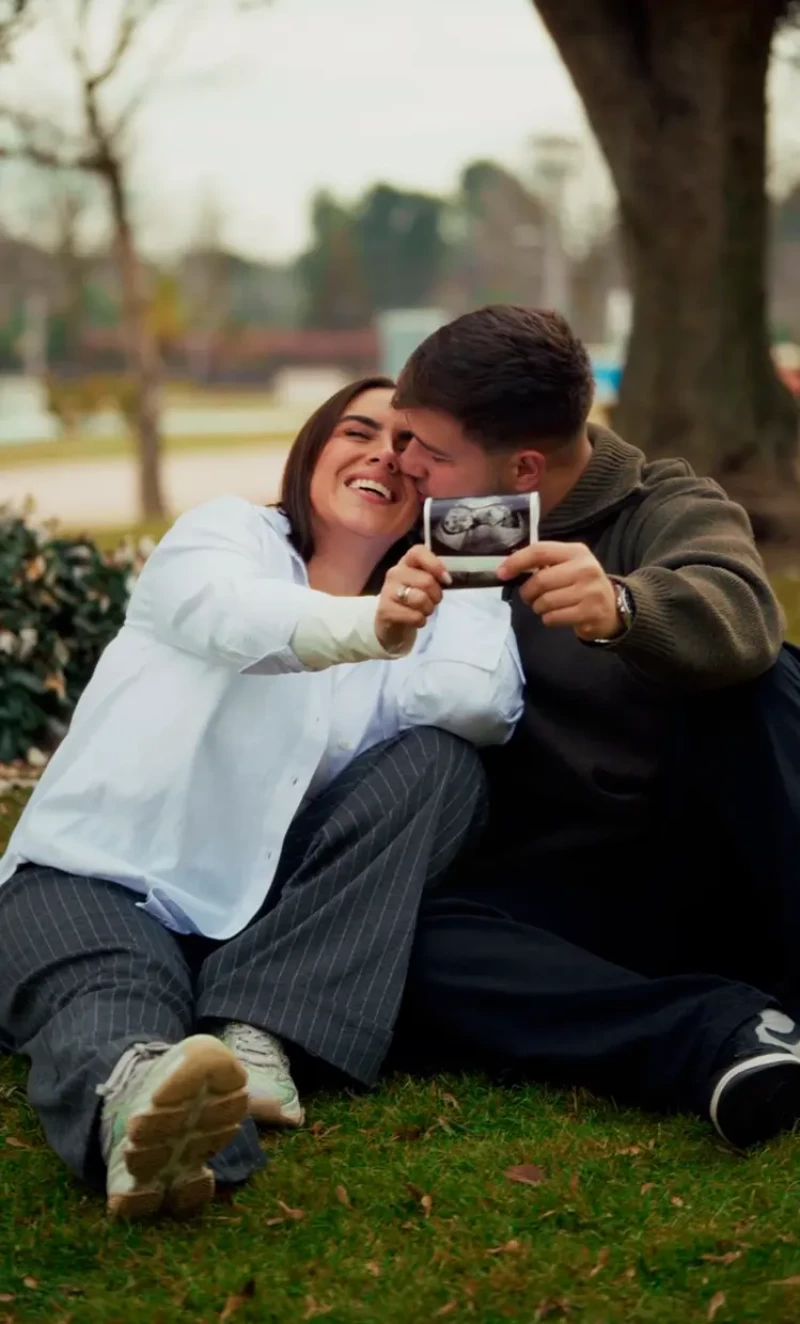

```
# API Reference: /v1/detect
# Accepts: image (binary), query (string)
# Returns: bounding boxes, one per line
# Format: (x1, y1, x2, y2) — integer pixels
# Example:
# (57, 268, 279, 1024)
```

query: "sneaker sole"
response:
(249, 1095, 305, 1129)
(710, 1052, 800, 1149)
(108, 1035, 248, 1220)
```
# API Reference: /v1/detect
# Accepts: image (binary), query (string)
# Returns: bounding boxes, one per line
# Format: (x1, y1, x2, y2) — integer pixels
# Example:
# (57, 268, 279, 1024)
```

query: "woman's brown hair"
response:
(278, 375, 414, 591)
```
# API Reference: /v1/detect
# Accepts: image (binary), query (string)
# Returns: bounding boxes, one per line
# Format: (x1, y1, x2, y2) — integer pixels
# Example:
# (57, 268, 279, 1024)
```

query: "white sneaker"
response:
(217, 1022, 305, 1128)
(98, 1034, 248, 1220)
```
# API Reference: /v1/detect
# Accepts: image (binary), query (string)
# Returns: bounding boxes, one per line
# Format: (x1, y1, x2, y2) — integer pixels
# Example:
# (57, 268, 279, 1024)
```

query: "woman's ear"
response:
(511, 449, 545, 493)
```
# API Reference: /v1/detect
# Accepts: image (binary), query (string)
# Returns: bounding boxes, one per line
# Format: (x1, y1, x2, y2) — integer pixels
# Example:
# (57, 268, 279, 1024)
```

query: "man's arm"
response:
(499, 479, 784, 692)
(608, 481, 784, 690)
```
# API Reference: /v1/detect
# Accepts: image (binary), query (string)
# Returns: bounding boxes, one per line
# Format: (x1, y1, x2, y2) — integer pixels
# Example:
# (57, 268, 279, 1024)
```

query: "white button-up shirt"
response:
(0, 497, 523, 939)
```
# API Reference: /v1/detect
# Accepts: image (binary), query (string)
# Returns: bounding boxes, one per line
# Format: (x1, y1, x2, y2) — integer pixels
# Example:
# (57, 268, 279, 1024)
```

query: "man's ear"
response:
(510, 449, 545, 493)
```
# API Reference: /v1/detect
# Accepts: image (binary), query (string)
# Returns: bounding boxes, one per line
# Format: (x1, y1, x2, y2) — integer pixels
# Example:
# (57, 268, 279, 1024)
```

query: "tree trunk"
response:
(533, 0, 799, 494)
(105, 161, 166, 522)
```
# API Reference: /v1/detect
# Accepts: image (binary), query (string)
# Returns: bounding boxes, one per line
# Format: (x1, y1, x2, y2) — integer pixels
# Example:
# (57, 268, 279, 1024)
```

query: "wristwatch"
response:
(588, 578, 634, 645)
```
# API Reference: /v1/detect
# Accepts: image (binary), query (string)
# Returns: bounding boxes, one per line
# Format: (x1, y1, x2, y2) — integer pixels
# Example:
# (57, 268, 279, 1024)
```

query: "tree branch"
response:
(0, 105, 106, 171)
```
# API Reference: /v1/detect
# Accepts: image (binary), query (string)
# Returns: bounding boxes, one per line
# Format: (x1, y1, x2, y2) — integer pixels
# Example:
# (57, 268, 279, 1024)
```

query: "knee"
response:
(398, 727, 486, 798)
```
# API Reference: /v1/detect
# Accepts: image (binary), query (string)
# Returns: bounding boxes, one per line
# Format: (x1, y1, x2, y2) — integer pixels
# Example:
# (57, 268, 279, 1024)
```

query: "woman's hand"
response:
(376, 545, 452, 653)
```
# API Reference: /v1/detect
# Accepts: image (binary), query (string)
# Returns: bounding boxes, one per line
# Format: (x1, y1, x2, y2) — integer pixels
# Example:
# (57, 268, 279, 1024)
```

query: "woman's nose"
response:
(366, 443, 399, 473)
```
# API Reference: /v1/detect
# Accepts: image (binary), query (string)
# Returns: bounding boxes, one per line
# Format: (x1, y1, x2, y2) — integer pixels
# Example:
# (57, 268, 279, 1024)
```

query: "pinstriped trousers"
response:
(0, 726, 485, 1190)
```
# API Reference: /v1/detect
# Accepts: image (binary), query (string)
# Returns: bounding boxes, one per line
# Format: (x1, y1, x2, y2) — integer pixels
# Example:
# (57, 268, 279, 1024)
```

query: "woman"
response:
(0, 377, 523, 1221)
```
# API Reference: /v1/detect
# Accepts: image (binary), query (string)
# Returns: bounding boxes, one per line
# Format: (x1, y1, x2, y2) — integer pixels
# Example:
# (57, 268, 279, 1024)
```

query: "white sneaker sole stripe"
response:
(709, 1052, 800, 1141)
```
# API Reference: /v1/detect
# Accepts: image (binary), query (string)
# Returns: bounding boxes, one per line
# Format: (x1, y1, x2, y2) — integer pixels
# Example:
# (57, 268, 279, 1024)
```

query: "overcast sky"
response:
(2, 0, 800, 262)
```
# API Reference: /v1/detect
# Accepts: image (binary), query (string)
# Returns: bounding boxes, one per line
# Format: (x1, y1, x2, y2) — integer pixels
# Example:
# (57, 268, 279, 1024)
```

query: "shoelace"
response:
(227, 1023, 290, 1077)
(96, 1040, 171, 1100)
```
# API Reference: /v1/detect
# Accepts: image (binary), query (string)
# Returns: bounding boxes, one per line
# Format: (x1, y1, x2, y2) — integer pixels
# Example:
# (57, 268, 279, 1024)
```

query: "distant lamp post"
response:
(528, 134, 581, 317)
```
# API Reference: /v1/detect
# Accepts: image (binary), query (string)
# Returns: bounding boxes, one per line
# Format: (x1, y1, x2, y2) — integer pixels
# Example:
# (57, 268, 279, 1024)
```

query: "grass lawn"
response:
(4, 584, 800, 1322)
(0, 431, 292, 471)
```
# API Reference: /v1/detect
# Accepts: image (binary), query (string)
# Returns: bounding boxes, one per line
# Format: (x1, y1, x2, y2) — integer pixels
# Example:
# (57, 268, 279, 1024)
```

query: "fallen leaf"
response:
(441, 1093, 461, 1110)
(770, 1275, 800, 1286)
(435, 1303, 458, 1317)
(616, 1145, 641, 1157)
(702, 1252, 742, 1267)
(588, 1248, 609, 1278)
(486, 1240, 521, 1256)
(219, 1279, 256, 1320)
(405, 1182, 432, 1215)
(0, 1296, 13, 1304)
(538, 1208, 558, 1221)
(640, 1182, 656, 1195)
(394, 1124, 425, 1142)
(365, 1261, 381, 1278)
(505, 1164, 547, 1186)
(670, 1196, 684, 1208)
(335, 1185, 350, 1208)
(569, 1172, 580, 1196)
(265, 1216, 285, 1227)
(621, 1268, 636, 1281)
(436, 1116, 455, 1135)
(23, 1278, 38, 1290)
(707, 1291, 726, 1321)
(534, 1298, 571, 1320)
(302, 1296, 332, 1319)
(4, 1137, 30, 1150)
(308, 1122, 341, 1139)
(277, 1200, 305, 1221)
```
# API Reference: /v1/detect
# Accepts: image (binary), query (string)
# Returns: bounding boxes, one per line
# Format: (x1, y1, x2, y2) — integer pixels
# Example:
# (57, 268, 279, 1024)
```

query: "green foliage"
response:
(297, 191, 373, 330)
(44, 373, 140, 434)
(0, 506, 150, 763)
(355, 184, 447, 311)
(297, 183, 447, 329)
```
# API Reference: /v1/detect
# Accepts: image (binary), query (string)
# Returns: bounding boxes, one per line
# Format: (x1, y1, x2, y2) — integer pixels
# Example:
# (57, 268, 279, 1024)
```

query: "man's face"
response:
(396, 408, 541, 498)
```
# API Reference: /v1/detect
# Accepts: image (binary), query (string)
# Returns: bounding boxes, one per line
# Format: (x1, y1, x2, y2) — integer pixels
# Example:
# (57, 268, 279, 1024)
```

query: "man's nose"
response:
(395, 438, 426, 478)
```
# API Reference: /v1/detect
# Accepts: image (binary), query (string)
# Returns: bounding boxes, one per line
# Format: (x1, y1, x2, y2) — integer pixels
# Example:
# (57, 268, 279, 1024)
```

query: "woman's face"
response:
(309, 388, 419, 548)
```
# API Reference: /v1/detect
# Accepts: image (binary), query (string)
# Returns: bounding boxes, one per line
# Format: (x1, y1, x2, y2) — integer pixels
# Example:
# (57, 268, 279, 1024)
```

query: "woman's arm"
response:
(381, 592, 525, 747)
(128, 497, 413, 676)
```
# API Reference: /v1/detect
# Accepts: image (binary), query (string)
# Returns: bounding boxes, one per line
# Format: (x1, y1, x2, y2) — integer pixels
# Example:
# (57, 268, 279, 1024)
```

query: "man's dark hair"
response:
(393, 305, 594, 450)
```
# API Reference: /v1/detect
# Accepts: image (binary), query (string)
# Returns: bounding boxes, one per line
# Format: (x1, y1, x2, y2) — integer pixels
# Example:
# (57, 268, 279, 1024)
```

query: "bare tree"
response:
(0, 0, 271, 521)
(180, 194, 232, 382)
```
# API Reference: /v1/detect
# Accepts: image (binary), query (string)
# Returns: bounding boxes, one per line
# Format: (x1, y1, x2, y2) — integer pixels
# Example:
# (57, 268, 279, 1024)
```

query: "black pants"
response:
(396, 646, 800, 1120)
(0, 727, 484, 1189)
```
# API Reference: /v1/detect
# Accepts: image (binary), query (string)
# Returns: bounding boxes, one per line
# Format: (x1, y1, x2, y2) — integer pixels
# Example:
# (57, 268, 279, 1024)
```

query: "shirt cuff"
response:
(290, 594, 414, 670)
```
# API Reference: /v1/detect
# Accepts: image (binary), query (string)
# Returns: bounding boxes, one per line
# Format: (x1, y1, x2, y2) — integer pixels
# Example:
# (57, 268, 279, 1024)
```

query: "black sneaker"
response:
(710, 1009, 800, 1149)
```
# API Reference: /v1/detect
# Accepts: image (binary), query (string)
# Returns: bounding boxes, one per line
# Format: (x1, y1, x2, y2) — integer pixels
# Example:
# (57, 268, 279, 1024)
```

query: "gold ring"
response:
(395, 585, 412, 603)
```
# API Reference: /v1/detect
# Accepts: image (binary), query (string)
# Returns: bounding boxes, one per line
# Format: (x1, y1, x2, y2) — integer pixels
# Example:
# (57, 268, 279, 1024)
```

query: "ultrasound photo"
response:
(424, 493, 539, 588)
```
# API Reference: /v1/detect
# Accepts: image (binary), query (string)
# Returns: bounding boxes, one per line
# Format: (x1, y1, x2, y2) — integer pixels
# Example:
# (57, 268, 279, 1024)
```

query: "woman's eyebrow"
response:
(340, 414, 380, 429)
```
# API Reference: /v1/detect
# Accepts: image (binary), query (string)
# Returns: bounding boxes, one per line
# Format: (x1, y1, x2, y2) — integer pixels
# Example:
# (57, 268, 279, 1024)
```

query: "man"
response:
(390, 303, 800, 1150)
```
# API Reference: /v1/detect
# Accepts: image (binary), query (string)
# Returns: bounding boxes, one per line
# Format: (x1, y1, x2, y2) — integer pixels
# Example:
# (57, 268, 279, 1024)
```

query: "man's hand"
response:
(498, 541, 622, 641)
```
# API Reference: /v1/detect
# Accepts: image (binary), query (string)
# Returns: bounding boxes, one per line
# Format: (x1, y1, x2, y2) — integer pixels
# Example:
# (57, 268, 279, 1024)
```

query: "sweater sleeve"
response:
(607, 479, 784, 691)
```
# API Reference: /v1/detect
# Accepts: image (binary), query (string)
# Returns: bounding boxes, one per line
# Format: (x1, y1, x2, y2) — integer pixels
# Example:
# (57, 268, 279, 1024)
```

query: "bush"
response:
(0, 505, 153, 764)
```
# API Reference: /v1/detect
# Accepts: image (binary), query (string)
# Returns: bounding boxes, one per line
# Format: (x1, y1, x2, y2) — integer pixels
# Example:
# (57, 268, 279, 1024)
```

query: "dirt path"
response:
(0, 444, 291, 528)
